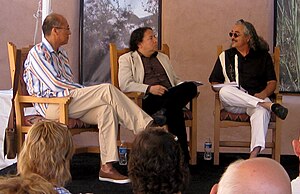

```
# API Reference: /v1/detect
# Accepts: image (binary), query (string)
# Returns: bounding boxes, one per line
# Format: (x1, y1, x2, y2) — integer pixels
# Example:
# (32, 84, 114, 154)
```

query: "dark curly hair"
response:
(129, 27, 153, 51)
(128, 128, 189, 194)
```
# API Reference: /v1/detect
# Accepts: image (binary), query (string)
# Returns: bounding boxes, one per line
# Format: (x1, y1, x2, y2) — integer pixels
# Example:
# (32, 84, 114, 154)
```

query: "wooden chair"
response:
(213, 46, 282, 165)
(7, 42, 99, 154)
(109, 43, 199, 165)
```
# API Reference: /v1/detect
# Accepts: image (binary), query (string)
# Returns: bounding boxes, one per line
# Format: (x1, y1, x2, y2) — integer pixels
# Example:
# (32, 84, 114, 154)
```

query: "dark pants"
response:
(142, 82, 198, 162)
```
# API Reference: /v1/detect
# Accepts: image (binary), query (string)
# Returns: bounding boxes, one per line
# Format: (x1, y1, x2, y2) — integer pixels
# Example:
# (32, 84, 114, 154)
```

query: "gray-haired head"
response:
(236, 19, 269, 51)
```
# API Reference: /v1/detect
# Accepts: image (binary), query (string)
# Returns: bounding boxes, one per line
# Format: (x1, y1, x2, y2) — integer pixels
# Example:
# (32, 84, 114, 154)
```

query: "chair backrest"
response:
(109, 43, 170, 89)
(7, 42, 33, 96)
(216, 46, 280, 92)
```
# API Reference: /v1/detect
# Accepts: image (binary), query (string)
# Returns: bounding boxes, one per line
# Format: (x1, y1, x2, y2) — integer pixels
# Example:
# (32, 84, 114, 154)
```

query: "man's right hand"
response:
(149, 85, 168, 96)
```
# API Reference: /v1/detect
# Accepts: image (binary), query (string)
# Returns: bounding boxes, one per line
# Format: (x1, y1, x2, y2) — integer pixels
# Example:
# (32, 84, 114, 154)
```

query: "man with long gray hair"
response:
(209, 19, 288, 158)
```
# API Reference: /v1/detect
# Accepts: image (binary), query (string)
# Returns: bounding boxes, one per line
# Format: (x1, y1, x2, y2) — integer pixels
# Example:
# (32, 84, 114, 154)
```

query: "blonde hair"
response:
(0, 173, 56, 194)
(17, 120, 74, 187)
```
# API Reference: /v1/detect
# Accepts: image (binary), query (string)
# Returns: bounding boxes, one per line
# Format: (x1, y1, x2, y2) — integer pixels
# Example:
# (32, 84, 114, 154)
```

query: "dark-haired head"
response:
(128, 128, 189, 194)
(129, 27, 153, 51)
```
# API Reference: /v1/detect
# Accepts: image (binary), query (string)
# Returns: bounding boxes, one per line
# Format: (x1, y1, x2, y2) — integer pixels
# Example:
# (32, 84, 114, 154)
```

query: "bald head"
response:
(42, 13, 67, 36)
(216, 158, 291, 194)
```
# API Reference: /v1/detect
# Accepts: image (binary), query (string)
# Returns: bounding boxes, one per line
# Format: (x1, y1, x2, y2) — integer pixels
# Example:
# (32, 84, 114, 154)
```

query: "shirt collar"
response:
(42, 38, 63, 54)
(137, 50, 158, 58)
(230, 47, 254, 58)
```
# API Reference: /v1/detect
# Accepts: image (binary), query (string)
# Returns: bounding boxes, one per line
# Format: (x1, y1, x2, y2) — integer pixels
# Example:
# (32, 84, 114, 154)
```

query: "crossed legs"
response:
(219, 86, 271, 157)
(142, 82, 197, 162)
(46, 83, 153, 183)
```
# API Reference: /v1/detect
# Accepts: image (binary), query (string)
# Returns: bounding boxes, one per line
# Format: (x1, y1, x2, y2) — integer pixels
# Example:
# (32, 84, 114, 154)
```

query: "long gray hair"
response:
(236, 19, 269, 51)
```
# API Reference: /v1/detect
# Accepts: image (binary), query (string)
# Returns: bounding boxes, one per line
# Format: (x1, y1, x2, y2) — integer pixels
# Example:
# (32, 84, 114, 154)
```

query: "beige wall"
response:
(162, 0, 299, 155)
(1, 0, 299, 154)
(0, 0, 80, 88)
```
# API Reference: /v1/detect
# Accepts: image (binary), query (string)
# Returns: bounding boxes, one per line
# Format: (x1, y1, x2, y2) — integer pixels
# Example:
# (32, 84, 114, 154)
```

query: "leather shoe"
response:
(151, 108, 167, 126)
(99, 168, 130, 184)
(271, 103, 288, 120)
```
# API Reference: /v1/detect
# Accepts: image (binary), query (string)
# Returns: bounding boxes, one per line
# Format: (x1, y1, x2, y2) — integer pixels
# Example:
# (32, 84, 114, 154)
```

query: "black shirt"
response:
(209, 48, 276, 95)
(138, 51, 172, 89)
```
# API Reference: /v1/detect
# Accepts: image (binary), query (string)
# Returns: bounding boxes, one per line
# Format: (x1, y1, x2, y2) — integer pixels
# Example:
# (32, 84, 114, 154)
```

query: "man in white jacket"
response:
(118, 27, 198, 163)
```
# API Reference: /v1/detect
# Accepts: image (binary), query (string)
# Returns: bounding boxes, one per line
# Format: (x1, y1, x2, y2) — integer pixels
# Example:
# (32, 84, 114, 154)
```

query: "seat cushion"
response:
(220, 109, 276, 122)
(24, 115, 95, 128)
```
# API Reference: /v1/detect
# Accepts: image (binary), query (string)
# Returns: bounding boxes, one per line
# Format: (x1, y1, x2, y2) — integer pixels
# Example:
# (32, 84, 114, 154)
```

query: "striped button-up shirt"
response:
(23, 39, 83, 117)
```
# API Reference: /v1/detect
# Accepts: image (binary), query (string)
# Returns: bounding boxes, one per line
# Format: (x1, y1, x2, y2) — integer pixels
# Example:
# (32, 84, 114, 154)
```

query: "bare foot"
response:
(250, 146, 261, 158)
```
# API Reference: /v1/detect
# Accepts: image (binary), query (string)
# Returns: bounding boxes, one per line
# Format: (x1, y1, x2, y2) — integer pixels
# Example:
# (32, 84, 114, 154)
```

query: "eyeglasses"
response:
(229, 32, 240, 38)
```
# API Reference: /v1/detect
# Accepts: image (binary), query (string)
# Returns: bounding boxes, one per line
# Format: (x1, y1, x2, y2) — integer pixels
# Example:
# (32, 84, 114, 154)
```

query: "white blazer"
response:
(118, 51, 181, 93)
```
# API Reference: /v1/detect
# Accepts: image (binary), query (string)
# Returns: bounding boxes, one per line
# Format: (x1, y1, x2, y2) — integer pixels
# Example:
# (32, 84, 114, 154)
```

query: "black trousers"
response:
(142, 82, 198, 162)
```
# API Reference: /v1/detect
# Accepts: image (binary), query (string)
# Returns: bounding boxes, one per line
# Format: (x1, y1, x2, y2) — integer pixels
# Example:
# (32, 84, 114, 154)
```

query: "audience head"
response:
(129, 27, 155, 52)
(128, 128, 189, 194)
(0, 174, 57, 194)
(231, 19, 269, 51)
(210, 157, 291, 194)
(42, 13, 71, 47)
(17, 120, 74, 187)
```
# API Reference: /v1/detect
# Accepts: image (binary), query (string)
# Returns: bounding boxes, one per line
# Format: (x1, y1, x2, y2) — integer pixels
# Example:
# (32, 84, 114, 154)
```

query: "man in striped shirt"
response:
(23, 13, 153, 184)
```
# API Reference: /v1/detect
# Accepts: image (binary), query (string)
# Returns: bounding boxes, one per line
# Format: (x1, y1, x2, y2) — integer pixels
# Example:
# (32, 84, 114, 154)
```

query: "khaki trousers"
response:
(45, 83, 152, 164)
(219, 86, 271, 152)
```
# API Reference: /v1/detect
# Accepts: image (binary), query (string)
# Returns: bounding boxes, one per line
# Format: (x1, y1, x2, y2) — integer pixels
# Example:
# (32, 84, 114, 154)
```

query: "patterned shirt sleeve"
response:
(23, 40, 83, 116)
(24, 42, 82, 98)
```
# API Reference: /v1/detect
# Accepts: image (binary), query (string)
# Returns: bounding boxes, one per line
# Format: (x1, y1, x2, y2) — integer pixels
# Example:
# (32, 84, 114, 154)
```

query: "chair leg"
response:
(17, 130, 23, 154)
(214, 126, 220, 165)
(274, 120, 281, 162)
(214, 111, 221, 165)
(189, 95, 198, 165)
(214, 93, 221, 165)
(189, 125, 197, 165)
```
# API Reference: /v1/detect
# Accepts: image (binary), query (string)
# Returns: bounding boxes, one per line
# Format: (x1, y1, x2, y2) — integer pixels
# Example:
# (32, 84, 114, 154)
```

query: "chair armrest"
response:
(124, 92, 144, 107)
(17, 95, 72, 124)
(18, 95, 71, 104)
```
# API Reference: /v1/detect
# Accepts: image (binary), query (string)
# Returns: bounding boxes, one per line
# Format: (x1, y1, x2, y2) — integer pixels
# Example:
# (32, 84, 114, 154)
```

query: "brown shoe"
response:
(99, 168, 130, 184)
